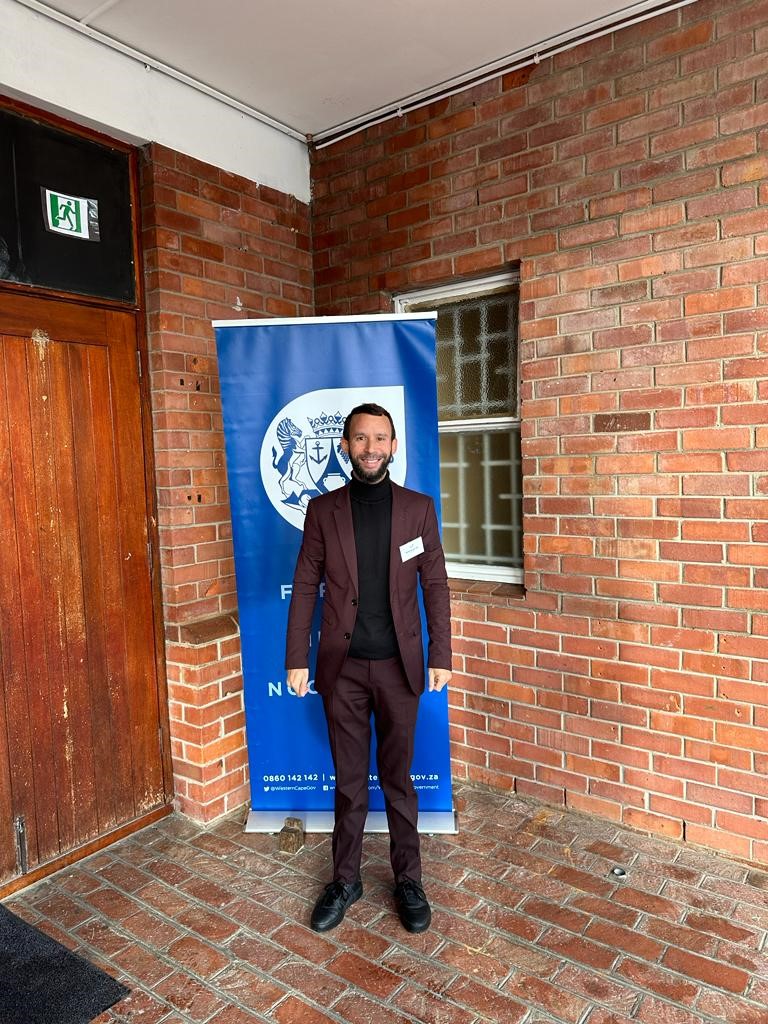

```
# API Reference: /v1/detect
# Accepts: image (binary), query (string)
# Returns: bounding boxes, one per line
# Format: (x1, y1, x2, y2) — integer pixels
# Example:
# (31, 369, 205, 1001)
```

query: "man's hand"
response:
(428, 667, 451, 692)
(287, 668, 310, 697)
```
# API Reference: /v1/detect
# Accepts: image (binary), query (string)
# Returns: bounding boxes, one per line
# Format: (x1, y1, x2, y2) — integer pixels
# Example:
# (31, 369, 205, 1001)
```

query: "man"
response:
(285, 402, 452, 934)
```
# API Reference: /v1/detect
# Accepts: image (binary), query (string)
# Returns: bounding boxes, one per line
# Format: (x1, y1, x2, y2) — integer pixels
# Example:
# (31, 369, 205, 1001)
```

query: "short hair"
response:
(343, 403, 396, 442)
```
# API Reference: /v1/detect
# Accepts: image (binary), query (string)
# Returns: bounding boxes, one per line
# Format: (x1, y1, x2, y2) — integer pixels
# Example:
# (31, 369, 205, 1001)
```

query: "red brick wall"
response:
(140, 143, 312, 819)
(310, 0, 768, 862)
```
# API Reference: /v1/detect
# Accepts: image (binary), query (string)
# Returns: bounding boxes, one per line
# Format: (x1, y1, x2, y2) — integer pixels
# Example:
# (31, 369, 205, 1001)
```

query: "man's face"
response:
(342, 413, 398, 484)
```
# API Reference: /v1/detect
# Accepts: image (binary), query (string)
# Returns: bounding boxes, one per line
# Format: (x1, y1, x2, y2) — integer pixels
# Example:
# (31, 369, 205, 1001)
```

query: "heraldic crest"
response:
(270, 409, 351, 512)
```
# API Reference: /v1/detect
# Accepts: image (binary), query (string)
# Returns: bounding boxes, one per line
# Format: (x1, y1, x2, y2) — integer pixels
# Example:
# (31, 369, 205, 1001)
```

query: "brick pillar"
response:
(165, 614, 249, 821)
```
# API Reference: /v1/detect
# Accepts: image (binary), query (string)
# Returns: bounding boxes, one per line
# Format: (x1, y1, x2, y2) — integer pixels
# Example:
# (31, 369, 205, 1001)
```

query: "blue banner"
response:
(213, 314, 454, 830)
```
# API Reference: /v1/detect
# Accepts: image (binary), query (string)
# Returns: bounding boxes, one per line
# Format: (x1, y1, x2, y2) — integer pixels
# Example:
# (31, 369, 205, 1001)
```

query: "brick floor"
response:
(6, 785, 768, 1023)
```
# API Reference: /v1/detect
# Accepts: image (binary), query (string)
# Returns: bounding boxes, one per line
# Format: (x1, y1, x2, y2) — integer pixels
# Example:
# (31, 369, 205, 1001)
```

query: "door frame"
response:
(0, 95, 173, 895)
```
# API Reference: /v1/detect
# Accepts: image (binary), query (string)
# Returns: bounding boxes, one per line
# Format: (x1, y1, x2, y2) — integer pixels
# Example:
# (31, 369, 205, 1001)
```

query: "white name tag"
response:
(399, 536, 424, 562)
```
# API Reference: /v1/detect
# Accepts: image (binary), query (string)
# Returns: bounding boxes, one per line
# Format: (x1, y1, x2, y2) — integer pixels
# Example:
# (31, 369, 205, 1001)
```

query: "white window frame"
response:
(395, 271, 523, 585)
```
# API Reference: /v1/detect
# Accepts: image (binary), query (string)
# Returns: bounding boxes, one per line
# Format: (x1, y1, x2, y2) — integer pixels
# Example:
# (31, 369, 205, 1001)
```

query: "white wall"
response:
(0, 0, 311, 202)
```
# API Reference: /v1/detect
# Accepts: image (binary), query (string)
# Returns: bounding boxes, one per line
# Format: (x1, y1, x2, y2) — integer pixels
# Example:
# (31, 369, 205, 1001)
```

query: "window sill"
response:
(448, 578, 525, 602)
(166, 612, 240, 646)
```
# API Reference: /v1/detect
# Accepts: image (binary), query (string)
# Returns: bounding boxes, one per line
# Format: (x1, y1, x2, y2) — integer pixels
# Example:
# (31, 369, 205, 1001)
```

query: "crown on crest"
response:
(308, 410, 345, 437)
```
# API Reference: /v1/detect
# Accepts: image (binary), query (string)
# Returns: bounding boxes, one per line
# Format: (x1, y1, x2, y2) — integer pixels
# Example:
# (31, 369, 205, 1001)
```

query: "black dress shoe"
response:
(310, 879, 363, 932)
(394, 877, 431, 933)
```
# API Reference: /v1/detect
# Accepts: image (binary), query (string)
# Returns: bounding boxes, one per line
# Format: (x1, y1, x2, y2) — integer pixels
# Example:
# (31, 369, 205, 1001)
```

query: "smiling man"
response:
(285, 402, 452, 934)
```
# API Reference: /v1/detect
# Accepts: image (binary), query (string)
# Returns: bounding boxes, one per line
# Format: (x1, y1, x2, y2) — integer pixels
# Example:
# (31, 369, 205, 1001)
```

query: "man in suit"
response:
(286, 402, 452, 933)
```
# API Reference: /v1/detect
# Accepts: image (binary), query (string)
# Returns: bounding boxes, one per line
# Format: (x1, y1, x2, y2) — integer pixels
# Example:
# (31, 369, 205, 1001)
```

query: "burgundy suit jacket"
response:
(285, 480, 452, 695)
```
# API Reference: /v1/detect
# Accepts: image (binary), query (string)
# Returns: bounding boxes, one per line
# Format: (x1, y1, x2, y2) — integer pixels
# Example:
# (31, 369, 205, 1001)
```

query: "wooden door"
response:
(0, 291, 168, 882)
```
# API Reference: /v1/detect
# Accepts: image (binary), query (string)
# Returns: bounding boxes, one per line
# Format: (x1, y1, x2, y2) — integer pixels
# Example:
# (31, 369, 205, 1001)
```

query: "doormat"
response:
(0, 903, 129, 1024)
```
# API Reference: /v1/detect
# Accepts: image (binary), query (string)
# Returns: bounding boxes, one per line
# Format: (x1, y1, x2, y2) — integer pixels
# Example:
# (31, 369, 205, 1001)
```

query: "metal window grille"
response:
(398, 275, 522, 584)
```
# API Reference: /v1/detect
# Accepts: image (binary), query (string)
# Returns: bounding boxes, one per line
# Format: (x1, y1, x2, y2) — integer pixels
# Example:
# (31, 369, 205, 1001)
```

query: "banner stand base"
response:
(244, 808, 458, 835)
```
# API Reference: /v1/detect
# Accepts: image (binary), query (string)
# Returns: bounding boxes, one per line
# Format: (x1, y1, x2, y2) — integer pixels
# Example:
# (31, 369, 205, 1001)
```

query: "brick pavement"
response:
(6, 785, 768, 1023)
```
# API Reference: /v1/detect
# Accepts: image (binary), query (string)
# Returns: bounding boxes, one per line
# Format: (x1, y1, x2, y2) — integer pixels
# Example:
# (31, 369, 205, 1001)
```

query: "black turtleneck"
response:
(347, 474, 399, 660)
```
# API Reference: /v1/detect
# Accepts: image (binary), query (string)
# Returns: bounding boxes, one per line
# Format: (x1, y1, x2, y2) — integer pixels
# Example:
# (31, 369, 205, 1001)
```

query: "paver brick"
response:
(662, 945, 750, 994)
(180, 876, 238, 908)
(393, 984, 477, 1024)
(84, 887, 143, 922)
(643, 917, 719, 955)
(208, 1008, 268, 1023)
(122, 909, 185, 949)
(504, 972, 590, 1022)
(176, 905, 241, 942)
(73, 917, 133, 957)
(436, 940, 512, 983)
(332, 993, 414, 1024)
(271, 996, 339, 1024)
(212, 962, 288, 1012)
(225, 897, 285, 935)
(634, 994, 710, 1023)
(616, 956, 699, 1006)
(111, 942, 176, 987)
(556, 963, 639, 1015)
(270, 922, 337, 964)
(270, 961, 349, 1006)
(96, 986, 175, 1023)
(522, 895, 592, 932)
(381, 948, 458, 994)
(548, 864, 616, 897)
(333, 919, 393, 957)
(570, 893, 641, 928)
(613, 886, 683, 920)
(327, 950, 401, 998)
(153, 972, 225, 1022)
(444, 976, 528, 1022)
(135, 880, 196, 918)
(684, 911, 756, 945)
(538, 926, 619, 970)
(585, 1011, 638, 1024)
(585, 918, 665, 961)
(96, 863, 152, 894)
(166, 935, 231, 978)
(470, 902, 546, 942)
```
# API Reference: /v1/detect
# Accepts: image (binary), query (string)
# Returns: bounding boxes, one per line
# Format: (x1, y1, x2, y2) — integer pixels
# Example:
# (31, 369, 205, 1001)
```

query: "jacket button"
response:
(343, 632, 351, 640)
(351, 598, 358, 606)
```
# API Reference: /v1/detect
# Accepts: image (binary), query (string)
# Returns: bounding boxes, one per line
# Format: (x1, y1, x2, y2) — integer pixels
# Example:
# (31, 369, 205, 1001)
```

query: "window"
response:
(397, 272, 523, 584)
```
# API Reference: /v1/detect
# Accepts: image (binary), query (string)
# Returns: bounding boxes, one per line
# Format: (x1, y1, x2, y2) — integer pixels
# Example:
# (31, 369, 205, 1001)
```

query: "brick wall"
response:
(310, 0, 768, 863)
(140, 143, 312, 819)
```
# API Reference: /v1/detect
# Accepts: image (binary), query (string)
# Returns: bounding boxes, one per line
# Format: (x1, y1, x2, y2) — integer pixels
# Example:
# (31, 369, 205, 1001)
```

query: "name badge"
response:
(399, 536, 424, 562)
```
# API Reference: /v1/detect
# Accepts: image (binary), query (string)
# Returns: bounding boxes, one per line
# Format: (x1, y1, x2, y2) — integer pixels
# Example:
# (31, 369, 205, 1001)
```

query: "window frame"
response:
(395, 271, 523, 585)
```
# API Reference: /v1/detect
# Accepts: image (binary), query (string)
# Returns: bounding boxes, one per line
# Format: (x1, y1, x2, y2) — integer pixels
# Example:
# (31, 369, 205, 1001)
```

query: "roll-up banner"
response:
(213, 314, 456, 834)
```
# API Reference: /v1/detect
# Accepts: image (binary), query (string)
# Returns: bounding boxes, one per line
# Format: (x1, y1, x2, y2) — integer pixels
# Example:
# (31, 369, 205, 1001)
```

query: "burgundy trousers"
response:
(321, 656, 421, 885)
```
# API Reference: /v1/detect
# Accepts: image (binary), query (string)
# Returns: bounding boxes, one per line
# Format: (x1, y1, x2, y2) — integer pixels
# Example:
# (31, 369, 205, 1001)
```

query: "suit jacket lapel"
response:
(389, 482, 408, 595)
(333, 486, 358, 591)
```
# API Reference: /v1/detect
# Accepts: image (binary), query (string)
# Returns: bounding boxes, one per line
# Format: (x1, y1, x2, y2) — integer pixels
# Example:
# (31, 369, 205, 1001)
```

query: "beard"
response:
(349, 451, 391, 484)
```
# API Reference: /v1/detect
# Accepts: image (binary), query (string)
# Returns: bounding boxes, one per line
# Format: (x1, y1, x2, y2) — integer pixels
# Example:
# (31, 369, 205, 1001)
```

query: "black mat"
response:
(0, 903, 129, 1024)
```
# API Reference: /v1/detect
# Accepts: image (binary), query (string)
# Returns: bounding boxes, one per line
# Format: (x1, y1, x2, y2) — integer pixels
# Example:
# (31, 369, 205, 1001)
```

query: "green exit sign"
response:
(43, 188, 100, 241)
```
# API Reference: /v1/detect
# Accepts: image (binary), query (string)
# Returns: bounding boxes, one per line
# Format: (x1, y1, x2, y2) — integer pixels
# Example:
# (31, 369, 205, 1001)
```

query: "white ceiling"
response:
(21, 0, 691, 140)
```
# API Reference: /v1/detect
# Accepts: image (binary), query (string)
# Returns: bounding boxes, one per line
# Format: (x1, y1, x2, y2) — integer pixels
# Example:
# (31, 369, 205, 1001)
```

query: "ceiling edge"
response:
(312, 0, 701, 148)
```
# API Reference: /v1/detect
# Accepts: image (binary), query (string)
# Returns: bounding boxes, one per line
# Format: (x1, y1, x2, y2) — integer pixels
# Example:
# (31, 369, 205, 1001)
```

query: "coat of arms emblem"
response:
(271, 410, 350, 511)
